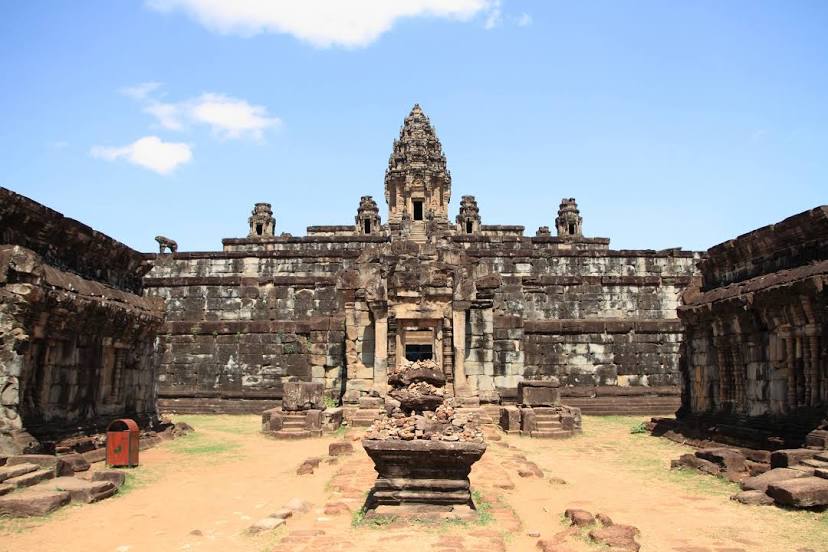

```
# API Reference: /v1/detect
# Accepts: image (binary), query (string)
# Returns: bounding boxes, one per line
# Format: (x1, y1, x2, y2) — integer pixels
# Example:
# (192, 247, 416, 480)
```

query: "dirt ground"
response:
(1, 415, 826, 552)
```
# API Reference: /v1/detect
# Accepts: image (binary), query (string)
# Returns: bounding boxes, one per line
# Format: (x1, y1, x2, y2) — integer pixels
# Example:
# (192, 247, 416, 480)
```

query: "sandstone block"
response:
(588, 524, 640, 551)
(766, 477, 828, 507)
(6, 455, 73, 476)
(42, 477, 116, 503)
(282, 382, 324, 411)
(92, 470, 127, 488)
(0, 488, 70, 517)
(770, 449, 817, 469)
(564, 508, 595, 527)
(741, 468, 808, 492)
(518, 381, 560, 407)
(328, 442, 354, 456)
(731, 490, 774, 505)
(247, 517, 285, 534)
(695, 448, 746, 473)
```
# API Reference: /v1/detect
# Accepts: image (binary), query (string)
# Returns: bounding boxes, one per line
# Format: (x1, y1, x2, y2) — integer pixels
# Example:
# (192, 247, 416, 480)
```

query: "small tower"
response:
(356, 195, 381, 235)
(556, 198, 583, 239)
(456, 195, 481, 234)
(535, 226, 552, 237)
(248, 202, 275, 238)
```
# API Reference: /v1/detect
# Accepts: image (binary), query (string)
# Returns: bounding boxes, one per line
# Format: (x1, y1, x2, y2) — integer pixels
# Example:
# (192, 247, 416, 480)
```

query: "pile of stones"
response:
(365, 359, 483, 443)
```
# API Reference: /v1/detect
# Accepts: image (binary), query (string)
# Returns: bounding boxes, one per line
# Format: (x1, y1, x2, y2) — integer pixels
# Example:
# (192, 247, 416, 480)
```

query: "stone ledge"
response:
(524, 319, 682, 334)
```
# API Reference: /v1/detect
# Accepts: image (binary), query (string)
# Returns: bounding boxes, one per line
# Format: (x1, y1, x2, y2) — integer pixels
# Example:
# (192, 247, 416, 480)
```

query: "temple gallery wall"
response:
(1, 104, 825, 454)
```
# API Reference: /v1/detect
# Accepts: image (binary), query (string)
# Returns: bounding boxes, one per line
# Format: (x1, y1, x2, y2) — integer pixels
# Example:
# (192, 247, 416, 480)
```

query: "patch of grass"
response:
(323, 396, 339, 409)
(351, 506, 396, 528)
(629, 422, 648, 434)
(333, 425, 350, 439)
(471, 490, 493, 525)
(171, 414, 261, 436)
(165, 431, 242, 458)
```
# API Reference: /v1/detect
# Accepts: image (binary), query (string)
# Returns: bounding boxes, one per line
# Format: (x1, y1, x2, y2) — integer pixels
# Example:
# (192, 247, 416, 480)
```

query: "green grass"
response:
(171, 414, 261, 435)
(165, 431, 242, 457)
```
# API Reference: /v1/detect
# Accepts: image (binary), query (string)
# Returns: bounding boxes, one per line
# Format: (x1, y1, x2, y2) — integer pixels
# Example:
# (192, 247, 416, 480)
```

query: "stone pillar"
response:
(373, 309, 388, 395)
(452, 309, 469, 396)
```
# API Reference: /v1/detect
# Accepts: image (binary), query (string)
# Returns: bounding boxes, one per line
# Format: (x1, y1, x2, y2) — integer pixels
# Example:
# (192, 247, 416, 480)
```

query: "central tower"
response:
(384, 105, 452, 233)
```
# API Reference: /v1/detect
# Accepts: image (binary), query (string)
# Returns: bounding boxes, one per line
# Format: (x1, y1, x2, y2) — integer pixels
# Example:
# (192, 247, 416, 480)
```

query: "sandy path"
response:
(0, 415, 825, 552)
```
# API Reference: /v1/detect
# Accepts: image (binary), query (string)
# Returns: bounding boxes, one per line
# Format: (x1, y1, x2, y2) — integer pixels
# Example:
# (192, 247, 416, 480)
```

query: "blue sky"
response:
(1, 1, 826, 252)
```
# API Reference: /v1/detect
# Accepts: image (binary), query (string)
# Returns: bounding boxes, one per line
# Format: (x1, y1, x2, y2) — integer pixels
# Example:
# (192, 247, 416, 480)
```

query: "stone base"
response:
(261, 408, 335, 439)
(362, 439, 486, 512)
(499, 405, 582, 439)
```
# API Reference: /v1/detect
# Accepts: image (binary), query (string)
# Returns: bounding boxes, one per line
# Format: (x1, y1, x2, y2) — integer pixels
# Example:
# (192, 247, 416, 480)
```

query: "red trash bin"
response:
(106, 418, 140, 467)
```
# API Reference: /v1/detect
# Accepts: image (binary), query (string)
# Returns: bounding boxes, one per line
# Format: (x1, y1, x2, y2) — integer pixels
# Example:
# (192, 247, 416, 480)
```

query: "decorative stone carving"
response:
(384, 104, 451, 229)
(248, 202, 275, 238)
(355, 195, 381, 235)
(456, 195, 481, 234)
(556, 198, 583, 238)
(154, 235, 177, 254)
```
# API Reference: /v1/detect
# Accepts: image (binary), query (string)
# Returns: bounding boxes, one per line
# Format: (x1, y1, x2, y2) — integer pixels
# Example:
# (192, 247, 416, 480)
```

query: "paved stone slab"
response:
(6, 455, 73, 476)
(92, 470, 127, 488)
(731, 490, 774, 505)
(0, 488, 71, 517)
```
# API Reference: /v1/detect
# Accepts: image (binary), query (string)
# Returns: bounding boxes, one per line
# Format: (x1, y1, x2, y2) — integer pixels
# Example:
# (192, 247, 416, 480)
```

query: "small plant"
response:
(323, 395, 339, 409)
(630, 422, 648, 434)
(471, 490, 493, 525)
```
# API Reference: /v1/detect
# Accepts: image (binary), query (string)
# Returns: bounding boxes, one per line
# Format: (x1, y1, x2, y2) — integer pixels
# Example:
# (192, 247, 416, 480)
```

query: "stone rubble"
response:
(364, 359, 483, 443)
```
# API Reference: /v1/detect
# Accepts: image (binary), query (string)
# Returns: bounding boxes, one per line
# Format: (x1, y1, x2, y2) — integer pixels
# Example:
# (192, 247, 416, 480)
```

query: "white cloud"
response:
(146, 0, 496, 47)
(121, 81, 163, 100)
(91, 136, 192, 175)
(484, 0, 501, 30)
(189, 93, 281, 139)
(515, 12, 532, 27)
(123, 84, 281, 140)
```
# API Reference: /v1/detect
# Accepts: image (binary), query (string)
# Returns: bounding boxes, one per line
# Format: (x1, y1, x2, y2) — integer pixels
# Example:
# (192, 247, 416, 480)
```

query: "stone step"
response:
(39, 477, 117, 503)
(801, 458, 828, 469)
(0, 463, 39, 483)
(282, 420, 307, 428)
(0, 488, 71, 517)
(5, 469, 55, 489)
(535, 421, 563, 429)
(0, 483, 14, 496)
(816, 452, 828, 463)
(269, 429, 319, 440)
(530, 430, 574, 439)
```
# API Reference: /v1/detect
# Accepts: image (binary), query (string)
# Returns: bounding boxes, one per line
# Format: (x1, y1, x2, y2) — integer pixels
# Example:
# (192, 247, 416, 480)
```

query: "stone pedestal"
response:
(362, 439, 486, 516)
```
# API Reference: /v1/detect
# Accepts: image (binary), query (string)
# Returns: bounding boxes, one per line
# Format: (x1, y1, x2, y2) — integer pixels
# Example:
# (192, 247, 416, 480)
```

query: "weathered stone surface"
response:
(92, 470, 127, 488)
(741, 468, 808, 492)
(41, 477, 117, 503)
(671, 453, 721, 476)
(247, 517, 285, 534)
(362, 439, 486, 510)
(328, 442, 354, 456)
(518, 381, 561, 407)
(564, 508, 595, 527)
(282, 382, 324, 411)
(731, 490, 774, 505)
(0, 488, 71, 517)
(588, 524, 641, 551)
(766, 477, 828, 507)
(0, 463, 38, 483)
(695, 448, 746, 473)
(771, 449, 818, 469)
(6, 455, 74, 477)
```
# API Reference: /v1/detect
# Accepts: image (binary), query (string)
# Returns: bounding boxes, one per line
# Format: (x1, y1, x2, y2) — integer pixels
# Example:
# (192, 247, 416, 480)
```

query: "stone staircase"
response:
(408, 222, 427, 244)
(530, 408, 575, 439)
(270, 412, 320, 439)
(563, 395, 680, 416)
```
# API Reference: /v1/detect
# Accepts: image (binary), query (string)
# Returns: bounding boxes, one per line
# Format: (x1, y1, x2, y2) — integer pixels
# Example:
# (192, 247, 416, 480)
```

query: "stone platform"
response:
(362, 439, 486, 517)
(261, 382, 342, 439)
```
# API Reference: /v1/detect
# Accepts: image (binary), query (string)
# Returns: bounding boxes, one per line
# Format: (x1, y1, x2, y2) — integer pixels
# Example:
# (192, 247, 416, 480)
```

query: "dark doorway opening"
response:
(413, 200, 424, 221)
(256, 223, 263, 235)
(568, 223, 575, 235)
(466, 220, 473, 233)
(405, 344, 433, 362)
(364, 220, 371, 234)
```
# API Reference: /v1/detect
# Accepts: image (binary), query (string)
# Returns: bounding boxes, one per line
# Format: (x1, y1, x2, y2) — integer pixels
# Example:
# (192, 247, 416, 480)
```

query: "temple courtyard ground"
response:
(0, 415, 825, 552)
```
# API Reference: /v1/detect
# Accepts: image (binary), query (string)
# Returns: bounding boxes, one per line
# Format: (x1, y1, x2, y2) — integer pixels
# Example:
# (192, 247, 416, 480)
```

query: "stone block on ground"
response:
(247, 517, 285, 534)
(671, 453, 720, 476)
(92, 470, 127, 488)
(564, 508, 595, 527)
(741, 468, 809, 492)
(695, 448, 746, 473)
(6, 455, 73, 476)
(731, 490, 774, 505)
(770, 449, 817, 469)
(282, 382, 324, 411)
(499, 406, 521, 434)
(283, 498, 312, 513)
(0, 463, 39, 483)
(766, 477, 828, 508)
(322, 407, 343, 431)
(329, 442, 354, 456)
(41, 476, 117, 503)
(5, 468, 55, 489)
(588, 524, 641, 551)
(58, 453, 90, 472)
(0, 483, 14, 496)
(0, 488, 71, 517)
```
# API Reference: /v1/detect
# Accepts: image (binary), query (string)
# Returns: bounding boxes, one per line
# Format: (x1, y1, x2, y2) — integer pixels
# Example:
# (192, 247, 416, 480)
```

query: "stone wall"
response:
(677, 206, 828, 443)
(0, 189, 162, 455)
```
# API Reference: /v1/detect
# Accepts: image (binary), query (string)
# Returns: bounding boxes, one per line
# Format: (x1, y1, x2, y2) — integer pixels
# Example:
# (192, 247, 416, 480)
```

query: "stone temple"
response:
(0, 104, 825, 459)
(145, 104, 698, 420)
